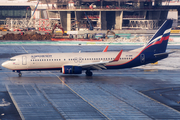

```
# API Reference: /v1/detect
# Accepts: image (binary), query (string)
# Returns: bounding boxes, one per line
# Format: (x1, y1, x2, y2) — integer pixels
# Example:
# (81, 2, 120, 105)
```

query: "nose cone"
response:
(2, 61, 9, 69)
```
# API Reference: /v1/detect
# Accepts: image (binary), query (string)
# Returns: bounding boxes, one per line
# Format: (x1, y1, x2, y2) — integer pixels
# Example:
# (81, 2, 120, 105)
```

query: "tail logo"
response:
(140, 54, 145, 63)
(146, 28, 171, 48)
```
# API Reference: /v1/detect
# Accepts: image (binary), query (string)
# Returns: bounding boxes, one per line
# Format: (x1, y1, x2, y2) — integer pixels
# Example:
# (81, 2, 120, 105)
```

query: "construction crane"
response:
(52, 24, 64, 35)
(28, 0, 40, 27)
(84, 12, 93, 30)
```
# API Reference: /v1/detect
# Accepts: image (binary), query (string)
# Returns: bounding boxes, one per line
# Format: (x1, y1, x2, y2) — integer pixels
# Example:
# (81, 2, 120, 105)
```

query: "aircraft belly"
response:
(28, 61, 62, 70)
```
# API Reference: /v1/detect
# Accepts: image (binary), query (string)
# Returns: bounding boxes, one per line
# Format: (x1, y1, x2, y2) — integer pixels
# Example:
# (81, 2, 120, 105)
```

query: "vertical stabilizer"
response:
(144, 20, 173, 53)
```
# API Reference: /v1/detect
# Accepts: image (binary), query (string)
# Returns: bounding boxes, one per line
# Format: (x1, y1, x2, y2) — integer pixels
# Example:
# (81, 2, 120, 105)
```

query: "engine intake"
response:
(62, 66, 82, 74)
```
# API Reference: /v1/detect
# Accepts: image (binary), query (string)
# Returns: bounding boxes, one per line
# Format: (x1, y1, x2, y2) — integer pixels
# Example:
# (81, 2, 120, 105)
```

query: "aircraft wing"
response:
(78, 61, 109, 70)
(78, 50, 123, 70)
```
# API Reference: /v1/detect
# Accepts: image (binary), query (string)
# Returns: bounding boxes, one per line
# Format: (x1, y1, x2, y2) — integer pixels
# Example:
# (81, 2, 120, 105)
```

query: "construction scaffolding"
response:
(129, 20, 158, 29)
(5, 18, 59, 31)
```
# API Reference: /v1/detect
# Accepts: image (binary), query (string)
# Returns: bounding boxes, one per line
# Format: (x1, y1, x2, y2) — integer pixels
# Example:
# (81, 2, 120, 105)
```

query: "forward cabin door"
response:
(22, 56, 27, 65)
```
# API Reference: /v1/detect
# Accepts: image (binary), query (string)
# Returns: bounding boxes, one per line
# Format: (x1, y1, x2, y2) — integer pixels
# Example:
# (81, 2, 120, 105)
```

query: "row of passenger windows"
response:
(31, 59, 61, 62)
(31, 57, 133, 62)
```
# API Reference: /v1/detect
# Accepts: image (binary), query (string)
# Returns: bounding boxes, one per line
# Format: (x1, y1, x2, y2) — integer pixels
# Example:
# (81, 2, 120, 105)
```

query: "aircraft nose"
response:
(1, 61, 8, 68)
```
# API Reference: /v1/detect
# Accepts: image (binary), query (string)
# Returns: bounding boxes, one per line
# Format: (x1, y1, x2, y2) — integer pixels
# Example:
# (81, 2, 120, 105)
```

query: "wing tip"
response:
(113, 50, 123, 62)
(103, 46, 109, 52)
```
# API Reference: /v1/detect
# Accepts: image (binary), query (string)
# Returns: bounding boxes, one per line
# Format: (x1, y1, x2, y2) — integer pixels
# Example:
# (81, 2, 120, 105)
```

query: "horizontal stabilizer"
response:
(154, 51, 175, 56)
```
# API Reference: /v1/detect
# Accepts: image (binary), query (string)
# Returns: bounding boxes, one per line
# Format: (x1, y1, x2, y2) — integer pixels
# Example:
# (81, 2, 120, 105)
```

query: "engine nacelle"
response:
(62, 66, 82, 74)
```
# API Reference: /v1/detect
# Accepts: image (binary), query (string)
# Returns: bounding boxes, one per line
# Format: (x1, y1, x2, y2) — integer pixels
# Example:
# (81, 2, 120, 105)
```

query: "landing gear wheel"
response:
(86, 70, 93, 76)
(18, 73, 22, 77)
(18, 71, 22, 77)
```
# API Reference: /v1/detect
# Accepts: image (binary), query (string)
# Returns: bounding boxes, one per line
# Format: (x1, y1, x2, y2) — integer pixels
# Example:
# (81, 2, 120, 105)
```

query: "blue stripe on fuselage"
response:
(106, 40, 169, 69)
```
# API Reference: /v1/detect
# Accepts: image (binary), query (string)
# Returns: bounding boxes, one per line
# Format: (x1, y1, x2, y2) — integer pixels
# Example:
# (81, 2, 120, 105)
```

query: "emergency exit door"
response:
(22, 56, 27, 65)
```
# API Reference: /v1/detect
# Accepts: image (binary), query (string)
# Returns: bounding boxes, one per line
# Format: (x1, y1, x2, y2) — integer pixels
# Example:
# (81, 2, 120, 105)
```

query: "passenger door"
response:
(22, 56, 27, 65)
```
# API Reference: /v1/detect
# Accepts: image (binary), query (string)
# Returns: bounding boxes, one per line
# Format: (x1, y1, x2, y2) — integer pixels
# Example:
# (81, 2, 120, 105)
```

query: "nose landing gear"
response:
(17, 71, 22, 77)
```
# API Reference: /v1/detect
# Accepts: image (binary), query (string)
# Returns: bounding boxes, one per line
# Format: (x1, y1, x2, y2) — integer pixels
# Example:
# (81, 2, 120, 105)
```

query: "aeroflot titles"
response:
(31, 55, 52, 58)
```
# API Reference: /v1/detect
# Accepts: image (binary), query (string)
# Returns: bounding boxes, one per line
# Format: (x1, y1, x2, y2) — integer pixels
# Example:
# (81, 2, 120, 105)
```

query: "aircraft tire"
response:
(18, 73, 22, 77)
(18, 71, 22, 77)
(86, 71, 93, 76)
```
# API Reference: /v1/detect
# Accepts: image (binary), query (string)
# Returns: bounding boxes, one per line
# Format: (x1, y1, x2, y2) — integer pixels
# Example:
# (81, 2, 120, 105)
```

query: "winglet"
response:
(113, 50, 123, 61)
(103, 46, 109, 52)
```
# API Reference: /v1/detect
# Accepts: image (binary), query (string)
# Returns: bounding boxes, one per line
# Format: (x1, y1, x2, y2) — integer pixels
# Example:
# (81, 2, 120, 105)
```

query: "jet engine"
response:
(62, 66, 82, 74)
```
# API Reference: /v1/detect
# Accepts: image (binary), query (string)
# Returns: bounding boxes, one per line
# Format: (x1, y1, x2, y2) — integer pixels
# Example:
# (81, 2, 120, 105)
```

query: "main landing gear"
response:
(85, 70, 93, 76)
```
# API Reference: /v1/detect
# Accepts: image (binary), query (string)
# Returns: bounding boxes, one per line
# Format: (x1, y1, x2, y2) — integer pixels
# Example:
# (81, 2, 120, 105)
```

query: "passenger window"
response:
(59, 59, 61, 61)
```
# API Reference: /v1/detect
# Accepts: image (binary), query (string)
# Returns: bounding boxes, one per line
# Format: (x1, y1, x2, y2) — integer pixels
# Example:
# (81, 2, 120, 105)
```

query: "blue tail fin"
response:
(144, 19, 173, 53)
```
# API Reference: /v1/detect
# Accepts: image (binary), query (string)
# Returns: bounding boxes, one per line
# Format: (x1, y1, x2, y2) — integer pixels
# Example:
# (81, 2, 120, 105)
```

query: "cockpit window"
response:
(9, 59, 16, 61)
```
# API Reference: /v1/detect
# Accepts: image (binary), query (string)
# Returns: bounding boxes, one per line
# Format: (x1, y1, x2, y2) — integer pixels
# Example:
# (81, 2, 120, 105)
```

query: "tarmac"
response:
(0, 44, 180, 120)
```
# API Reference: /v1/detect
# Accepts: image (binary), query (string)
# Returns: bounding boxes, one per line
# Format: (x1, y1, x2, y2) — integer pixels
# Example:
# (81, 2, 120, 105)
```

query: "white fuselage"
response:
(2, 50, 141, 71)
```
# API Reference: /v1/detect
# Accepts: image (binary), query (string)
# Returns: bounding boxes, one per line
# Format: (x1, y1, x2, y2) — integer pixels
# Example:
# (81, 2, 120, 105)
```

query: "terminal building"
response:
(0, 2, 32, 25)
(0, 0, 178, 31)
(40, 0, 170, 31)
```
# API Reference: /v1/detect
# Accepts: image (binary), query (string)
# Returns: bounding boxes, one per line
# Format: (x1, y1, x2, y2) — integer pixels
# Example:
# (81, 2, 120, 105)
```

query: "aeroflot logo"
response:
(31, 55, 52, 59)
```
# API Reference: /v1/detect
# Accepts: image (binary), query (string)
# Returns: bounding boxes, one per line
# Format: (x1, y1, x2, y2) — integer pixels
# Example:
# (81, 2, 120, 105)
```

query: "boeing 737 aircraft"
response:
(2, 20, 173, 77)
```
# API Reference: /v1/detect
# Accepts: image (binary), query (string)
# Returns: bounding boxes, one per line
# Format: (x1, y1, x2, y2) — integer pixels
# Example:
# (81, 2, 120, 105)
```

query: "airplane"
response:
(1, 19, 173, 77)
